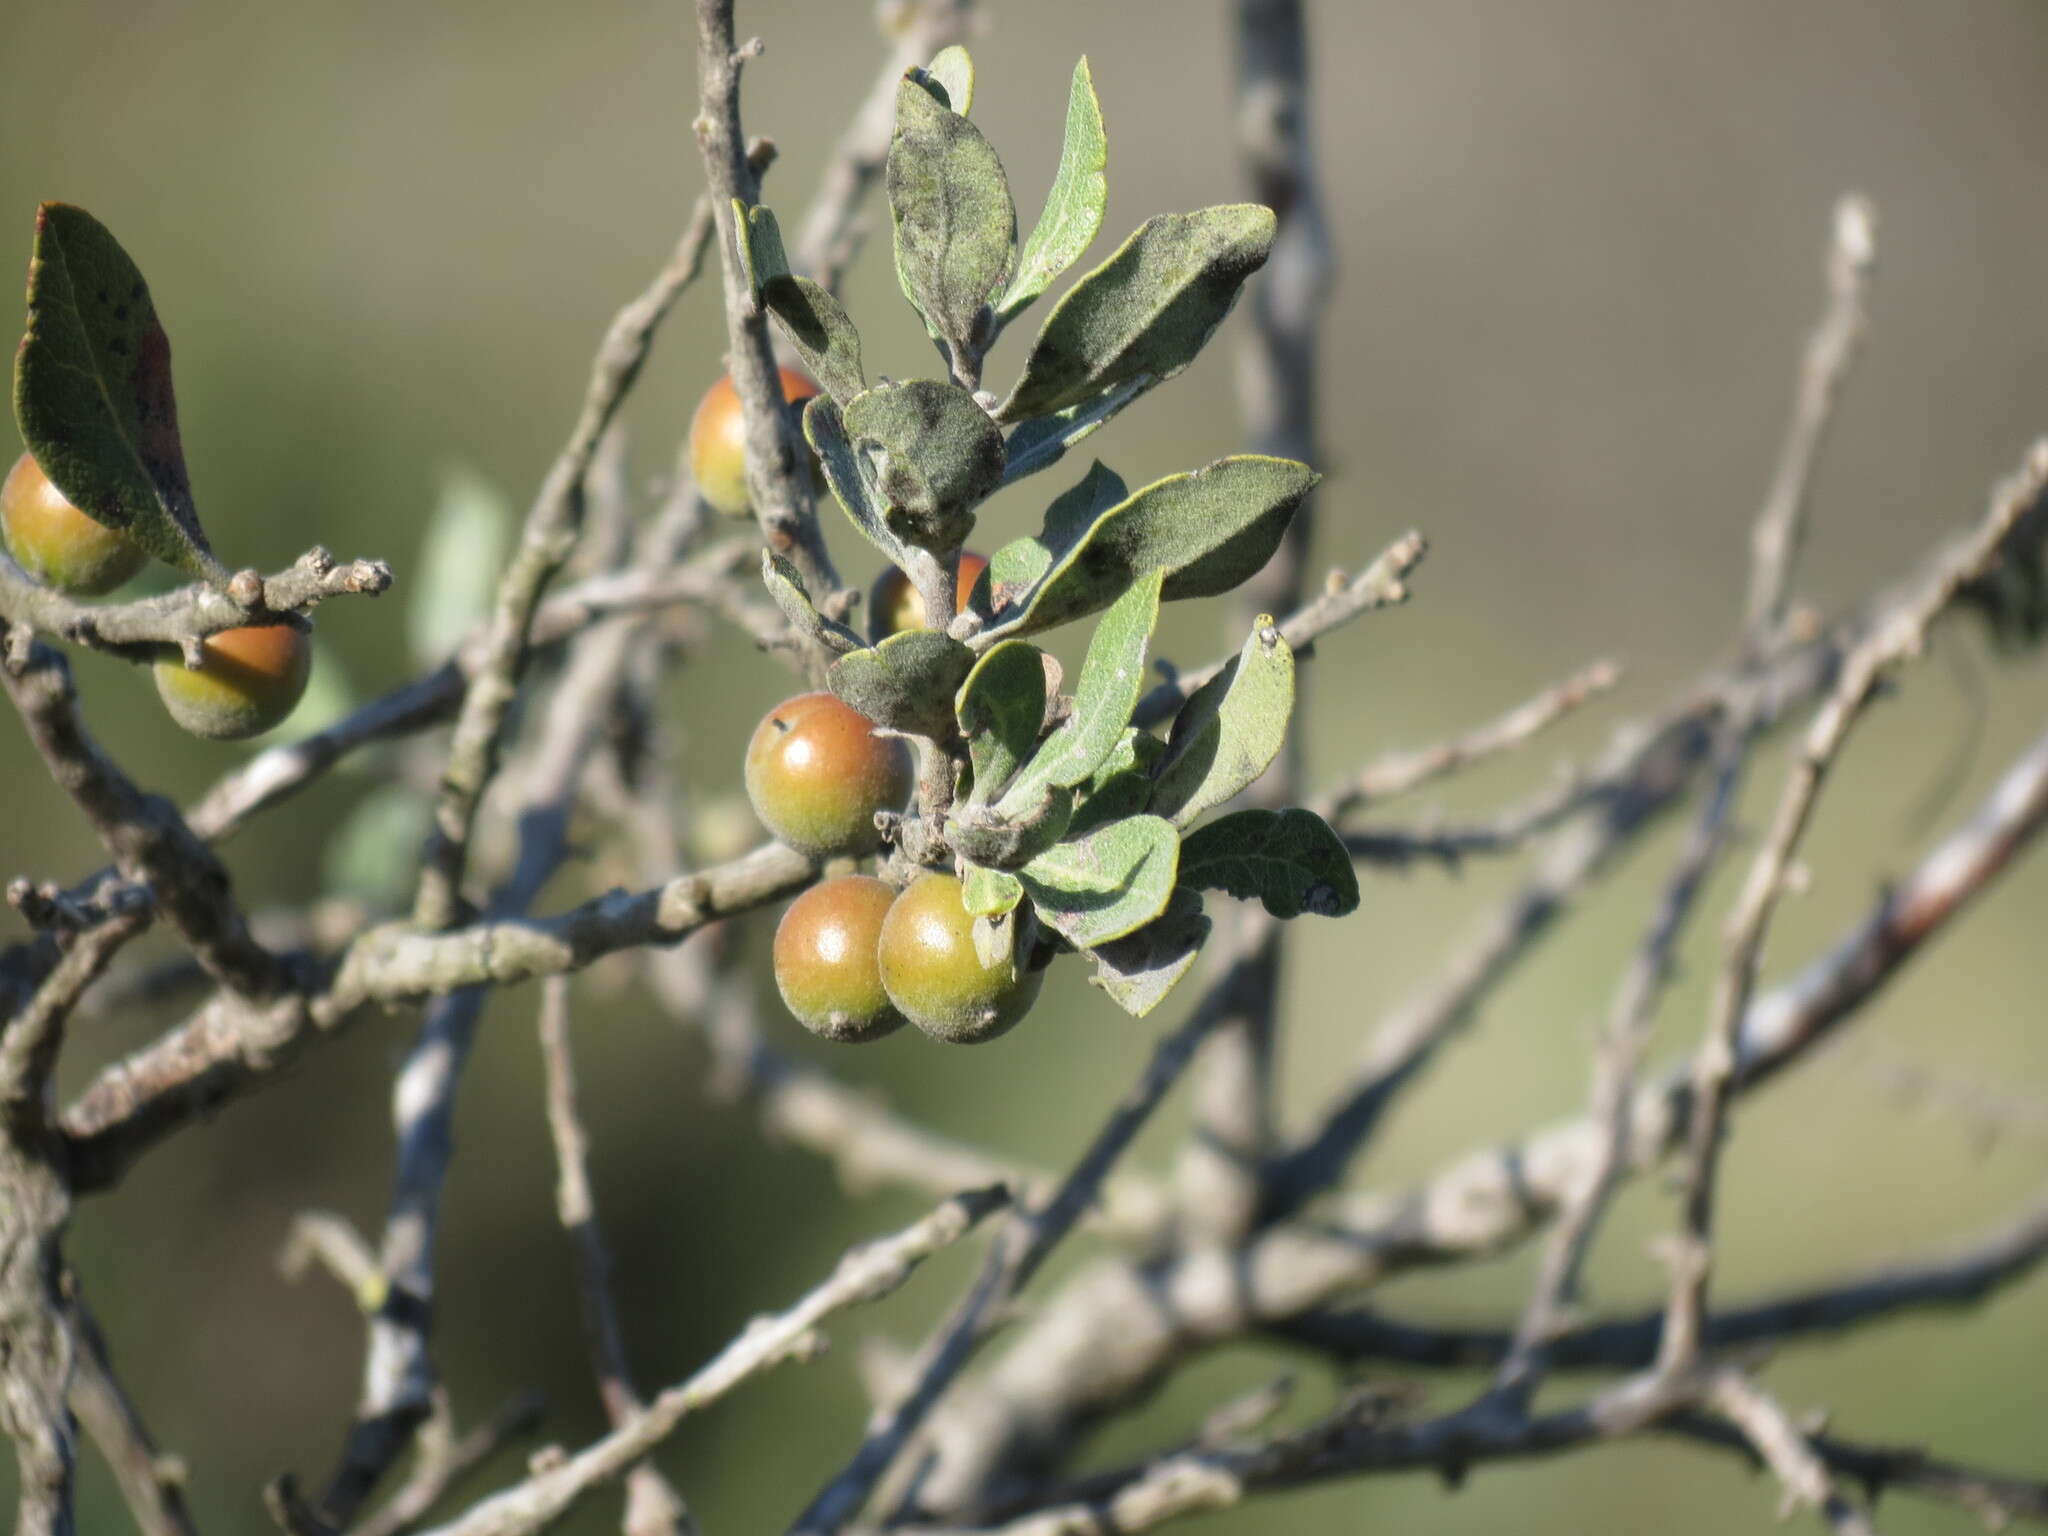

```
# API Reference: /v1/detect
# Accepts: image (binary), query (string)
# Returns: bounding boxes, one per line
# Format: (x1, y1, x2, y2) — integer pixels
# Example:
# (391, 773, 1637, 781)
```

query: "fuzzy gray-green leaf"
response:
(827, 628, 976, 736)
(999, 377, 1150, 487)
(985, 459, 1127, 621)
(1019, 813, 1179, 949)
(804, 395, 906, 564)
(1177, 808, 1358, 918)
(14, 203, 224, 581)
(737, 201, 791, 296)
(843, 380, 1004, 548)
(888, 75, 1017, 349)
(762, 550, 864, 657)
(947, 785, 1073, 870)
(957, 638, 1050, 801)
(997, 204, 1275, 425)
(1089, 885, 1209, 1016)
(986, 456, 1317, 640)
(1151, 618, 1295, 825)
(998, 57, 1107, 328)
(997, 568, 1161, 816)
(1068, 729, 1163, 837)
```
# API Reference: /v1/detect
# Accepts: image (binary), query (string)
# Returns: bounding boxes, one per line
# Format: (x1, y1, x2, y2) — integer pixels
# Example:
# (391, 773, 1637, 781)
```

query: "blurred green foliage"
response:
(1, 2, 2045, 1532)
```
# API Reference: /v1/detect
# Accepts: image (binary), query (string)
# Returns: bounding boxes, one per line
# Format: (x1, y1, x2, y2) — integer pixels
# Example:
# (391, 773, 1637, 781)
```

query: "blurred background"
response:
(3, 1, 2046, 1531)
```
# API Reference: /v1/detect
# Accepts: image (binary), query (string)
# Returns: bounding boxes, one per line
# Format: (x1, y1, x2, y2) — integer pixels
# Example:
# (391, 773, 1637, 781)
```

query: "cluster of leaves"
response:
(750, 49, 1356, 1016)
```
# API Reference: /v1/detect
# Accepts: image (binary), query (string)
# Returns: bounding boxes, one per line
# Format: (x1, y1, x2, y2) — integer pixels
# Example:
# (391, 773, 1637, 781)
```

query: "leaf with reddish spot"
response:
(14, 203, 225, 582)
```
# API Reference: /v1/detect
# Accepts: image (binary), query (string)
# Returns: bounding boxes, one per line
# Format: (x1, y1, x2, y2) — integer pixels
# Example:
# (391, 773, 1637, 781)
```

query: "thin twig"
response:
(536, 976, 692, 1536)
(793, 921, 1275, 1533)
(1660, 439, 2048, 1374)
(415, 1189, 1009, 1536)
(1321, 658, 1622, 820)
(411, 193, 723, 930)
(691, 0, 838, 611)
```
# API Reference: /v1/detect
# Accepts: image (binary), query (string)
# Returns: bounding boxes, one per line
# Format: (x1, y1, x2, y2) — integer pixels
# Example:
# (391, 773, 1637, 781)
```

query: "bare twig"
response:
(67, 1291, 198, 1536)
(411, 190, 723, 930)
(1131, 531, 1426, 731)
(1321, 658, 1622, 820)
(0, 545, 391, 663)
(61, 836, 815, 1193)
(1706, 1370, 1880, 1536)
(2, 636, 287, 1000)
(1661, 439, 2048, 1374)
(1497, 200, 1878, 1396)
(691, 0, 838, 609)
(798, 921, 1275, 1531)
(416, 1188, 1008, 1536)
(349, 1391, 547, 1536)
(536, 976, 691, 1535)
(1743, 195, 1878, 643)
(897, 707, 2048, 1509)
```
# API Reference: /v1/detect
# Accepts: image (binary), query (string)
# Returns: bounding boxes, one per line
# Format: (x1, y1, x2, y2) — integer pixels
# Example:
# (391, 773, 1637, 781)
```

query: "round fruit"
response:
(153, 621, 313, 740)
(688, 366, 824, 518)
(870, 551, 990, 638)
(773, 875, 905, 1042)
(743, 691, 912, 859)
(878, 871, 1043, 1044)
(1, 451, 146, 596)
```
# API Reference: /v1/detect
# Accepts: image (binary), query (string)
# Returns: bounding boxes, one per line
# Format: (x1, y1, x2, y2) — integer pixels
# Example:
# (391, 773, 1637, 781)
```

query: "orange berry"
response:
(688, 367, 823, 518)
(743, 691, 913, 859)
(1, 451, 146, 595)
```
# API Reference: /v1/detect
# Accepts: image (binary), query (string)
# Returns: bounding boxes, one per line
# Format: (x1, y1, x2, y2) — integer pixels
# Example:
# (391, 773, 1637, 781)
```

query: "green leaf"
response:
(996, 569, 1161, 817)
(843, 380, 1005, 548)
(986, 456, 1317, 640)
(409, 463, 510, 667)
(960, 862, 1023, 918)
(999, 377, 1150, 487)
(1068, 728, 1163, 837)
(920, 45, 975, 114)
(1151, 618, 1295, 825)
(803, 395, 907, 564)
(1177, 808, 1358, 918)
(1018, 814, 1179, 949)
(1089, 886, 1209, 1017)
(947, 785, 1073, 870)
(735, 200, 790, 295)
(986, 460, 1126, 618)
(13, 203, 224, 582)
(956, 639, 1050, 802)
(737, 205, 865, 404)
(762, 550, 864, 657)
(827, 628, 976, 736)
(887, 75, 1017, 350)
(997, 204, 1276, 425)
(997, 57, 1108, 328)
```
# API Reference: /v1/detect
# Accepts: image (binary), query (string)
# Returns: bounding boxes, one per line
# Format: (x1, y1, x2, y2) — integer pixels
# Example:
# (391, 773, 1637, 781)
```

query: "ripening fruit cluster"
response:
(747, 691, 1041, 1045)
(2, 449, 312, 739)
